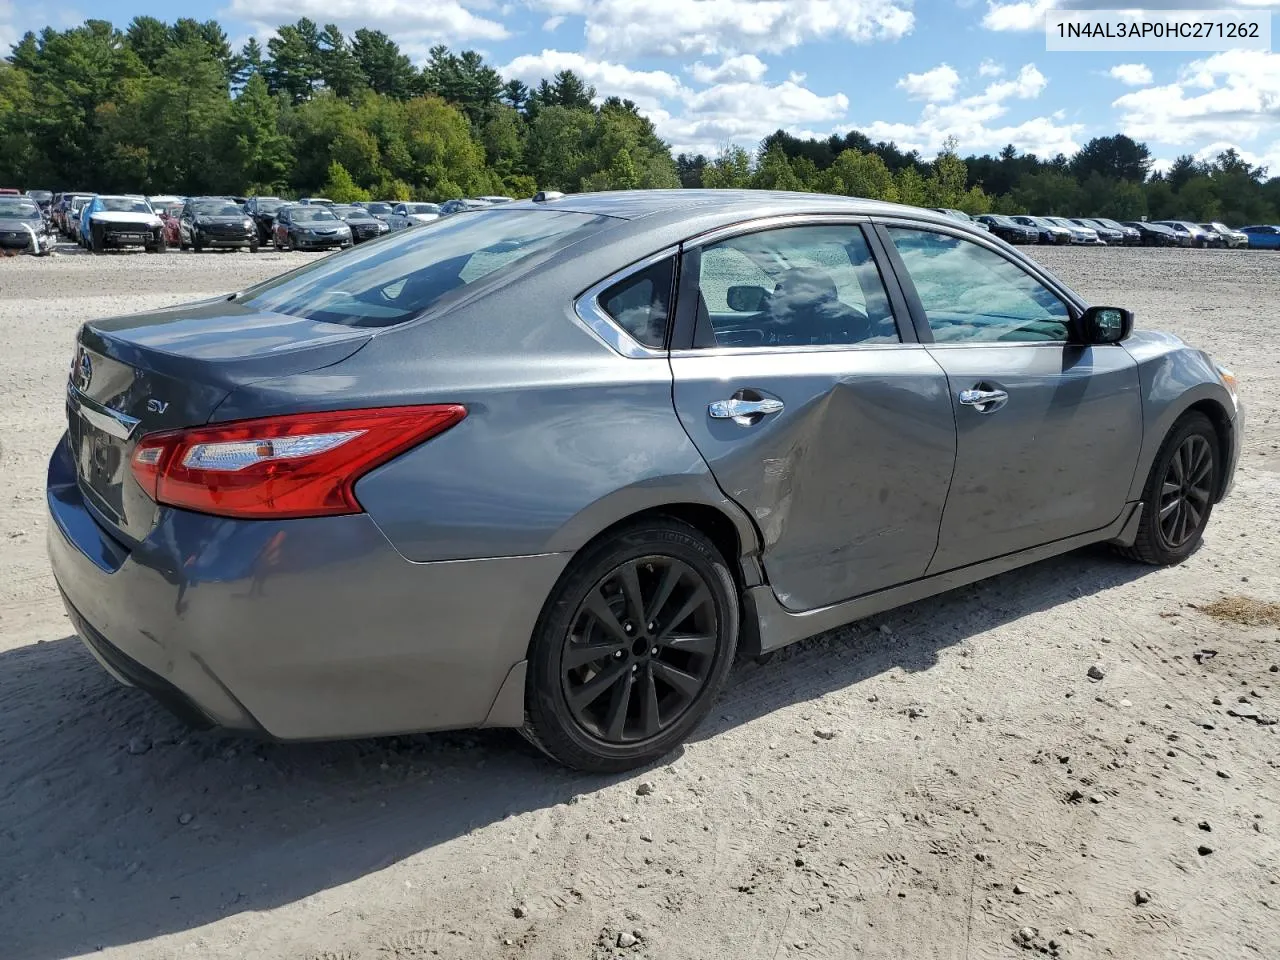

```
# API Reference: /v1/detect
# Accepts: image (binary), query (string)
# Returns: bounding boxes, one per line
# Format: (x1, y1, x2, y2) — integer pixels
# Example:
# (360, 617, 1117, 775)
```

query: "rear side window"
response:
(238, 210, 610, 328)
(599, 257, 675, 348)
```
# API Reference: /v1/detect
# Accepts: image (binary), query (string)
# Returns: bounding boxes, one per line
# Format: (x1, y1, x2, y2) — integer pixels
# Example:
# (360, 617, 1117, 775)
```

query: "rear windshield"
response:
(366, 202, 392, 215)
(238, 209, 609, 328)
(334, 206, 372, 219)
(254, 199, 284, 214)
(193, 201, 244, 216)
(406, 203, 439, 214)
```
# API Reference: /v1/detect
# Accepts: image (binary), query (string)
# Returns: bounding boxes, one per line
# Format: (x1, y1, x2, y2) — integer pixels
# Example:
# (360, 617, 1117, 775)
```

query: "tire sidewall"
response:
(1143, 412, 1219, 562)
(526, 522, 739, 772)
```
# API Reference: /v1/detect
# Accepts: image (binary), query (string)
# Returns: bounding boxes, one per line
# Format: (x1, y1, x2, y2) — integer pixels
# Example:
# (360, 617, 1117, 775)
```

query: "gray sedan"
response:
(48, 191, 1243, 772)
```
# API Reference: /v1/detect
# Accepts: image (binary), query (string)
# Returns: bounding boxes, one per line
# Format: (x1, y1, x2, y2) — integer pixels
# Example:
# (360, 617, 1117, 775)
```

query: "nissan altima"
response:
(48, 190, 1243, 772)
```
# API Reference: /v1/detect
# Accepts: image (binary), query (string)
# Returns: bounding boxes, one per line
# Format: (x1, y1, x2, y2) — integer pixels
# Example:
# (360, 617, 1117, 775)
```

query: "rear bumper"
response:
(46, 433, 568, 739)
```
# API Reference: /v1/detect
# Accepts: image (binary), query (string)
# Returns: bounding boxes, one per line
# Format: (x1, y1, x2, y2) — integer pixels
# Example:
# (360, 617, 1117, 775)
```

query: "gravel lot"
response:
(1, 244, 1278, 960)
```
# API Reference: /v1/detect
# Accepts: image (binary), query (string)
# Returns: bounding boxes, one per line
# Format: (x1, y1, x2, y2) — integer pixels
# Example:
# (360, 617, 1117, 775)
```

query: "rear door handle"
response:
(958, 387, 1009, 412)
(709, 397, 784, 424)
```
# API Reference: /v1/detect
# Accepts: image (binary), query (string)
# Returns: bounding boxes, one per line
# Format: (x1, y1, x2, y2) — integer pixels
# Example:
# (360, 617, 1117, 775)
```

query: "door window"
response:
(696, 225, 899, 348)
(886, 228, 1071, 343)
(599, 257, 675, 348)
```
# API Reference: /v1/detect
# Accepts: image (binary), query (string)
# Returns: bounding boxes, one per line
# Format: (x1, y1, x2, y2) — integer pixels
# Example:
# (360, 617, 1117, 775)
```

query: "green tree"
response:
(820, 149, 897, 200)
(320, 160, 371, 201)
(228, 73, 291, 190)
(318, 24, 365, 99)
(751, 143, 803, 191)
(351, 30, 415, 100)
(267, 19, 323, 103)
(702, 145, 752, 188)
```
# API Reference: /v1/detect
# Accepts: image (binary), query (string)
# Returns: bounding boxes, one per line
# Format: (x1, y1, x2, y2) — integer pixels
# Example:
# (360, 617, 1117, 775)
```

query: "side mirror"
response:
(1080, 305, 1132, 344)
(726, 284, 769, 313)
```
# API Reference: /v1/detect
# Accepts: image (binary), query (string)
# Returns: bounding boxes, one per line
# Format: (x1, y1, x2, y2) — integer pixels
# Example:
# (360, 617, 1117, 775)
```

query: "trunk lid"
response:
(68, 297, 372, 543)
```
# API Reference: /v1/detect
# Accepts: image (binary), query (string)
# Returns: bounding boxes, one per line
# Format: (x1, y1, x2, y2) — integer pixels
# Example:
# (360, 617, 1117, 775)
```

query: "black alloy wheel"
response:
(523, 519, 739, 772)
(561, 556, 718, 744)
(1157, 434, 1214, 549)
(1118, 411, 1220, 566)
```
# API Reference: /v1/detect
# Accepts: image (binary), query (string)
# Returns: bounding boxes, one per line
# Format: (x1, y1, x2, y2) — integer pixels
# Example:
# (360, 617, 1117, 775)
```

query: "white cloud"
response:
(1113, 49, 1280, 145)
(660, 78, 849, 155)
(223, 0, 508, 47)
(542, 15, 565, 30)
(978, 59, 1004, 77)
(981, 0, 1054, 31)
(527, 0, 914, 58)
(501, 49, 684, 110)
(1108, 63, 1152, 86)
(688, 54, 768, 85)
(897, 63, 960, 103)
(854, 63, 1080, 157)
(1191, 140, 1280, 173)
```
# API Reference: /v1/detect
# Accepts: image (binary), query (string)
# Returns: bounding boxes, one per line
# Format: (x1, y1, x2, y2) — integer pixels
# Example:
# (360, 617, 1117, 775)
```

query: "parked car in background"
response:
(975, 214, 1038, 244)
(1083, 218, 1141, 245)
(0, 187, 18, 195)
(0, 195, 55, 254)
(273, 204, 352, 250)
(245, 196, 286, 246)
(1240, 224, 1280, 249)
(147, 194, 183, 212)
(78, 195, 165, 253)
(439, 198, 493, 216)
(1009, 215, 1071, 244)
(1069, 218, 1123, 244)
(333, 204, 390, 243)
(364, 201, 395, 222)
(47, 191, 1243, 773)
(386, 202, 441, 230)
(932, 208, 991, 231)
(475, 195, 515, 204)
(1199, 222, 1248, 248)
(65, 195, 93, 239)
(1154, 221, 1214, 247)
(179, 198, 257, 252)
(1121, 221, 1181, 246)
(157, 203, 184, 248)
(1043, 216, 1102, 244)
(298, 197, 334, 206)
(24, 189, 53, 214)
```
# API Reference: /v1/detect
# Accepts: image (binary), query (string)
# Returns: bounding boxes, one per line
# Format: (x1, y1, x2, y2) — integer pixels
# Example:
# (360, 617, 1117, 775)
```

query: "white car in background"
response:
(386, 202, 441, 230)
(475, 195, 515, 204)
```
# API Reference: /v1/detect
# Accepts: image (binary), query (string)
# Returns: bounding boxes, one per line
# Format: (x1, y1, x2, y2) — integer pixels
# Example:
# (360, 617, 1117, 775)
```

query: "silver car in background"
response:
(386, 202, 441, 230)
(48, 190, 1242, 772)
(0, 195, 55, 254)
(1044, 216, 1103, 244)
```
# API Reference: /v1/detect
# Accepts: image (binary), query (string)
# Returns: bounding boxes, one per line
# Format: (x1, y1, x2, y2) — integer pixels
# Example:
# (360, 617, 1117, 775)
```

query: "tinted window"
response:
(254, 199, 283, 214)
(697, 225, 898, 348)
(888, 228, 1070, 343)
(599, 258, 675, 348)
(193, 201, 244, 216)
(239, 210, 610, 328)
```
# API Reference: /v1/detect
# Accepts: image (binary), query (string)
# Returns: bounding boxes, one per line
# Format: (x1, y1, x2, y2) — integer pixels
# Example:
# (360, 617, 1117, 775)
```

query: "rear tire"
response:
(1117, 412, 1220, 566)
(522, 519, 739, 773)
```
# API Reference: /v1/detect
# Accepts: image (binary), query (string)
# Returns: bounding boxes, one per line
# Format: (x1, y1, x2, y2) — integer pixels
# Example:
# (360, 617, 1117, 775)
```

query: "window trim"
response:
(671, 215, 918, 354)
(572, 245, 679, 359)
(870, 218, 1087, 347)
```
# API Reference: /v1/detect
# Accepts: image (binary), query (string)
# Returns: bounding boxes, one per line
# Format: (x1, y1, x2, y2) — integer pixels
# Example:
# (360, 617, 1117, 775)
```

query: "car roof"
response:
(501, 189, 976, 228)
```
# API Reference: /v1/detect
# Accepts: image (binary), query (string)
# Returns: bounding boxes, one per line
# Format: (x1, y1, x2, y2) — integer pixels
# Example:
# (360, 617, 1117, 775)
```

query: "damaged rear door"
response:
(669, 219, 957, 612)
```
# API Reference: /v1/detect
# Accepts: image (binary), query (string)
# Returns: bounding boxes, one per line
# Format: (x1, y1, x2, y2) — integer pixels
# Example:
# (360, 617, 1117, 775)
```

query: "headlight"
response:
(243, 218, 254, 230)
(1215, 364, 1239, 410)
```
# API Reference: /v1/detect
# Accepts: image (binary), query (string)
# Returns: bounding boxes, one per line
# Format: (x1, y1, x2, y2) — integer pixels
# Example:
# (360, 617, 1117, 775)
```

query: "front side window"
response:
(239, 209, 610, 328)
(886, 228, 1071, 343)
(598, 257, 675, 348)
(695, 224, 899, 348)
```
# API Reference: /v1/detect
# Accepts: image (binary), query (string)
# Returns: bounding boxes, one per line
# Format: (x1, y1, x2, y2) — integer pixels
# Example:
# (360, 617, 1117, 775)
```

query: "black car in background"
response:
(333, 204, 390, 243)
(245, 196, 286, 245)
(975, 214, 1039, 244)
(364, 201, 395, 222)
(1009, 215, 1071, 244)
(1121, 221, 1181, 246)
(1085, 217, 1141, 245)
(24, 189, 53, 214)
(178, 197, 257, 252)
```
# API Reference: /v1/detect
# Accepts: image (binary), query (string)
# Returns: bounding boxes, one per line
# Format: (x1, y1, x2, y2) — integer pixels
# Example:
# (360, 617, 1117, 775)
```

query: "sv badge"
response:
(146, 399, 170, 414)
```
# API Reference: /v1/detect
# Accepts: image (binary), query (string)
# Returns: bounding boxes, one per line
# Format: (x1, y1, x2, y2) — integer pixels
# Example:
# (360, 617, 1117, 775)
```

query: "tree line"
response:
(1, 16, 1277, 223)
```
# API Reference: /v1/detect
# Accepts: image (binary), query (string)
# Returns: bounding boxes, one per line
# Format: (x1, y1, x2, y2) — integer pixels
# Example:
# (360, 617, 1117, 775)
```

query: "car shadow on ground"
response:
(0, 545, 1152, 960)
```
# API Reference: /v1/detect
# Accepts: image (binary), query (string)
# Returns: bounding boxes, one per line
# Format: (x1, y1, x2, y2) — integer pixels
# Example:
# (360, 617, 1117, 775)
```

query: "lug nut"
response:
(651, 647, 658, 655)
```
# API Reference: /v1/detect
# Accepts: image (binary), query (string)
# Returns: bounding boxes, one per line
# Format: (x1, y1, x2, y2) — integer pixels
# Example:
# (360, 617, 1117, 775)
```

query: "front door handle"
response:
(958, 387, 1009, 412)
(709, 397, 784, 424)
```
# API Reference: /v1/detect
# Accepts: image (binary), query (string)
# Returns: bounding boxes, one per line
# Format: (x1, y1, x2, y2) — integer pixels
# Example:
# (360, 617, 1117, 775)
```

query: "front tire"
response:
(523, 519, 739, 773)
(1119, 412, 1220, 566)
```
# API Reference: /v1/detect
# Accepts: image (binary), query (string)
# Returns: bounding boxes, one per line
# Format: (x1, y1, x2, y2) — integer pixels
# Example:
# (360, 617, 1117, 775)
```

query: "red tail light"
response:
(131, 405, 466, 519)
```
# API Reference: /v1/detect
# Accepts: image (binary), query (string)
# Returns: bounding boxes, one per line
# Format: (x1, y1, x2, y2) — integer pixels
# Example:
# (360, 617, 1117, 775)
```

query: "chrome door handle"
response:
(958, 388, 1009, 411)
(709, 397, 785, 423)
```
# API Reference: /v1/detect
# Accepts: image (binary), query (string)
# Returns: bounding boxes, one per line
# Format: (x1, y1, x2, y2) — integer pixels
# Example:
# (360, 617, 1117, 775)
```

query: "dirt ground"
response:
(1, 244, 1278, 960)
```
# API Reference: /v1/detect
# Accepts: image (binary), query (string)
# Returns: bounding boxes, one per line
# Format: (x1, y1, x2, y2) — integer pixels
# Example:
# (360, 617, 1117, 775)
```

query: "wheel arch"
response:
(1184, 398, 1234, 501)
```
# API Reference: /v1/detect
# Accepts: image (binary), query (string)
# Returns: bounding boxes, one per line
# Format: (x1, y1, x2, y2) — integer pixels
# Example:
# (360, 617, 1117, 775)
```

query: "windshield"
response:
(193, 201, 244, 216)
(254, 199, 284, 214)
(366, 203, 392, 215)
(406, 203, 440, 214)
(101, 198, 152, 213)
(27, 191, 52, 203)
(292, 207, 339, 223)
(0, 199, 41, 219)
(71, 198, 90, 212)
(334, 206, 372, 219)
(238, 210, 609, 328)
